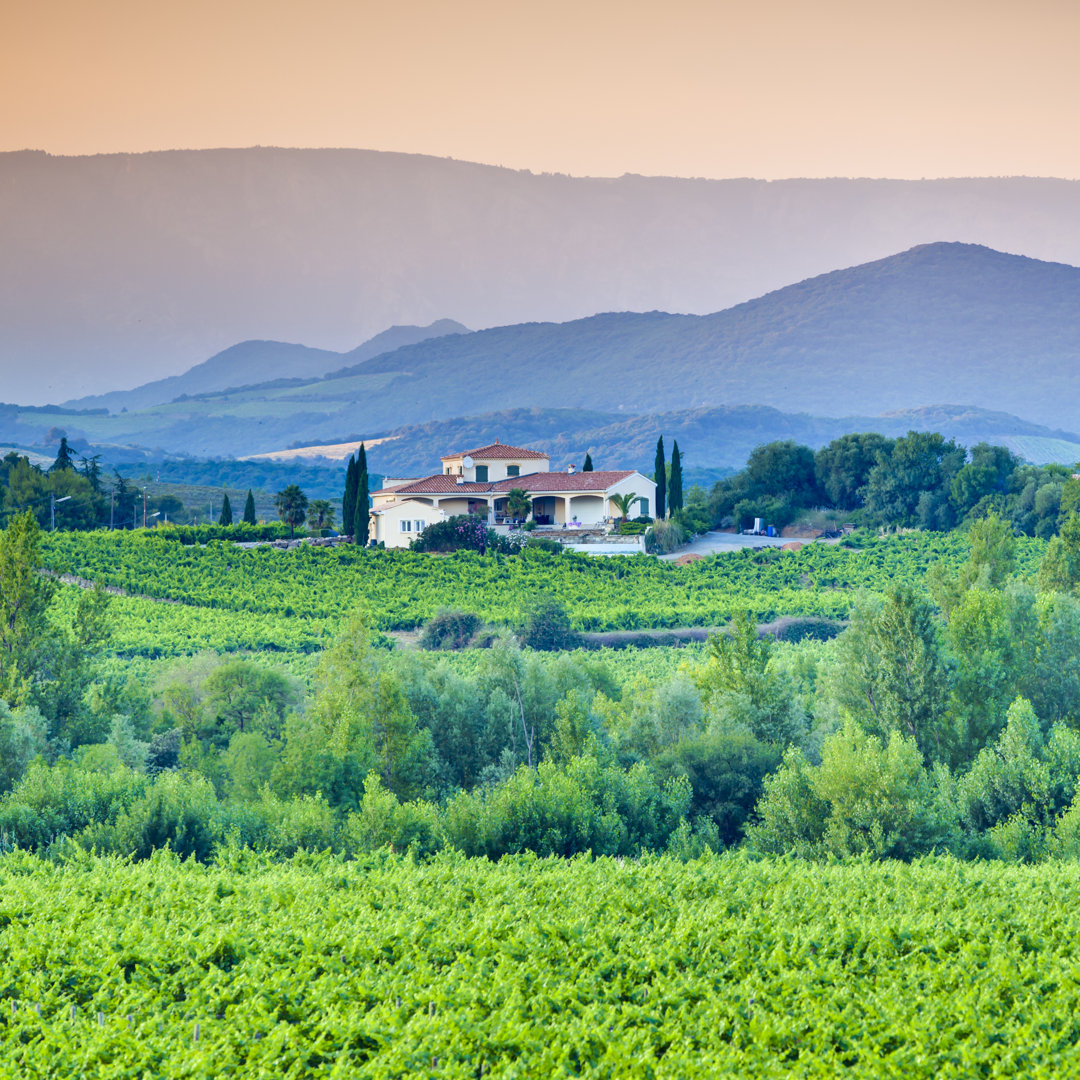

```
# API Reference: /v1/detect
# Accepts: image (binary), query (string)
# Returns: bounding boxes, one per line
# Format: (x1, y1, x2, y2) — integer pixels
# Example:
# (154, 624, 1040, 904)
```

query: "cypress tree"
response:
(582, 453, 593, 472)
(654, 436, 667, 519)
(219, 493, 233, 526)
(243, 489, 257, 525)
(355, 474, 369, 545)
(343, 456, 357, 538)
(668, 440, 683, 514)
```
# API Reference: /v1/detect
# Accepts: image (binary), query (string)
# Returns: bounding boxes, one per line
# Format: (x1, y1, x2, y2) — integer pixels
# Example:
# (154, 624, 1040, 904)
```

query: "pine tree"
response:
(654, 436, 667, 520)
(78, 454, 102, 493)
(243, 489, 257, 525)
(343, 456, 357, 538)
(219, 493, 233, 526)
(355, 446, 370, 546)
(668, 440, 683, 514)
(582, 453, 593, 472)
(50, 437, 76, 473)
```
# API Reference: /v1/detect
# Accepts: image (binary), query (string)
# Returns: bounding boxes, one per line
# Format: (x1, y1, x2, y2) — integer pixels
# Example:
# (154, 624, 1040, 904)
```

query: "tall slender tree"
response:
(668, 440, 683, 514)
(78, 455, 103, 493)
(50, 437, 76, 473)
(218, 493, 233, 526)
(654, 436, 667, 520)
(343, 456, 358, 539)
(243, 489, 257, 525)
(582, 452, 594, 472)
(354, 444, 369, 546)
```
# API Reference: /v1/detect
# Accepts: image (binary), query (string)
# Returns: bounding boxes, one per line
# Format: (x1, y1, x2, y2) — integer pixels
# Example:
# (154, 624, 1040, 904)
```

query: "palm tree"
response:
(275, 485, 308, 538)
(309, 499, 335, 530)
(609, 491, 638, 523)
(505, 488, 532, 522)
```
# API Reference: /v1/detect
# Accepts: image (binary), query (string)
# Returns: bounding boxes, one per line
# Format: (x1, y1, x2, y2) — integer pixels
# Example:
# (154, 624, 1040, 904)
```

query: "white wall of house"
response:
(605, 472, 656, 518)
(442, 454, 549, 483)
(371, 501, 446, 549)
(566, 493, 606, 524)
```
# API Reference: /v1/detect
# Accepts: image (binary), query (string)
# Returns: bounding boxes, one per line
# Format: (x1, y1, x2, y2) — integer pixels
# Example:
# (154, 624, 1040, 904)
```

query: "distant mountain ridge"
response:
(66, 319, 468, 413)
(9, 147, 1080, 403)
(5, 243, 1080, 459)
(358, 403, 1080, 479)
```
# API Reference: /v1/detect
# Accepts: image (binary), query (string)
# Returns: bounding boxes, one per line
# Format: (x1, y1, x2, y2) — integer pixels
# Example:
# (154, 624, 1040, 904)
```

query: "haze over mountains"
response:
(4, 242, 1080, 472)
(8, 148, 1080, 403)
(69, 320, 469, 414)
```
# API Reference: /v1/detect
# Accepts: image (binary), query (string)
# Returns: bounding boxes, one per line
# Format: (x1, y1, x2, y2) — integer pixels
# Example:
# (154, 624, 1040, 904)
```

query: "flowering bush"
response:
(411, 515, 502, 553)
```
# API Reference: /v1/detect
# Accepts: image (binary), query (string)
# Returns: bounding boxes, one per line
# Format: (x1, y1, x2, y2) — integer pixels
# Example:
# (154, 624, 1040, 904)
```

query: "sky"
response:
(3, 0, 1080, 179)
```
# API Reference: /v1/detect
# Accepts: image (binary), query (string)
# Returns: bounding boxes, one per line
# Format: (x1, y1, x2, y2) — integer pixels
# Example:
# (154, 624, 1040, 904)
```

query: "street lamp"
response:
(51, 494, 71, 531)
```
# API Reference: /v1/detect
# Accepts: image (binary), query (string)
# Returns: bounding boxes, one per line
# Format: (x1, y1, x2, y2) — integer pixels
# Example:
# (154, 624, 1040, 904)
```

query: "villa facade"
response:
(369, 441, 655, 548)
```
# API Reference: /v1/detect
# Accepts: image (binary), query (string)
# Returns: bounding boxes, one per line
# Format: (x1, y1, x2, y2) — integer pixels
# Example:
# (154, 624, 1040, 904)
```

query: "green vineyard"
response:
(42, 529, 1047, 657)
(2, 852, 1077, 1078)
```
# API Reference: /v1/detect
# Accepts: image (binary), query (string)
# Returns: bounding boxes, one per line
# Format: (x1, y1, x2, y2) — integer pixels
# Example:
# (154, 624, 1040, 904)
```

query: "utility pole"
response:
(51, 494, 71, 531)
(142, 489, 148, 529)
(110, 491, 114, 529)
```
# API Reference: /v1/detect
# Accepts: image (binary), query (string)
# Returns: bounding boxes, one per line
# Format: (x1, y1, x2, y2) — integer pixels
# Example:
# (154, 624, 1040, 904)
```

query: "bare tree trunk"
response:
(509, 669, 534, 769)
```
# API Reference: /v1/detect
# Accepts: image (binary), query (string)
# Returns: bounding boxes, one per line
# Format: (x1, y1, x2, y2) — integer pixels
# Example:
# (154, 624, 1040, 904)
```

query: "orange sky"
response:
(3, 0, 1078, 179)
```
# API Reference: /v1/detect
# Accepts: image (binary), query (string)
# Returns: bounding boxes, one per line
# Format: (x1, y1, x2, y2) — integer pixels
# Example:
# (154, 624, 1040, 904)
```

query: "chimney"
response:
(456, 476, 464, 485)
(567, 463, 576, 475)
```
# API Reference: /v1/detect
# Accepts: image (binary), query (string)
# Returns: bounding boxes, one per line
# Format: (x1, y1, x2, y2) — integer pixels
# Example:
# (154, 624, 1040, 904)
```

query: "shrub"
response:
(419, 609, 484, 651)
(412, 515, 496, 553)
(747, 725, 953, 860)
(518, 597, 581, 651)
(82, 771, 219, 862)
(523, 535, 562, 553)
(0, 759, 146, 852)
(255, 789, 338, 856)
(766, 617, 846, 643)
(651, 732, 783, 847)
(645, 519, 688, 554)
(343, 773, 443, 857)
(442, 756, 691, 859)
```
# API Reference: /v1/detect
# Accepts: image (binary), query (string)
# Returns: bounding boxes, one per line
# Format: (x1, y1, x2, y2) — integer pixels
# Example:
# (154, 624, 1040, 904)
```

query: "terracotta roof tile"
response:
(440, 442, 549, 461)
(376, 474, 496, 495)
(375, 469, 647, 497)
(492, 470, 637, 492)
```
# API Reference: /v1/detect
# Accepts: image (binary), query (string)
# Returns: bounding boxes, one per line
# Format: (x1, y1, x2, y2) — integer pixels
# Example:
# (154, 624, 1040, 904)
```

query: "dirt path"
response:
(47, 571, 187, 606)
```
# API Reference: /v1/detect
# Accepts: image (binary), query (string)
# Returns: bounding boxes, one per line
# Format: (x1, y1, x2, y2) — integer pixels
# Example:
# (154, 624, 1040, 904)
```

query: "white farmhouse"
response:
(369, 441, 655, 548)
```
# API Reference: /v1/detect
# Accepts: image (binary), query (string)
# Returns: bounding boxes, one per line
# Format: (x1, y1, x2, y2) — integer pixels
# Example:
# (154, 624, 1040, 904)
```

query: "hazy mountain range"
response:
(68, 320, 468, 414)
(4, 242, 1080, 474)
(7, 147, 1080, 403)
